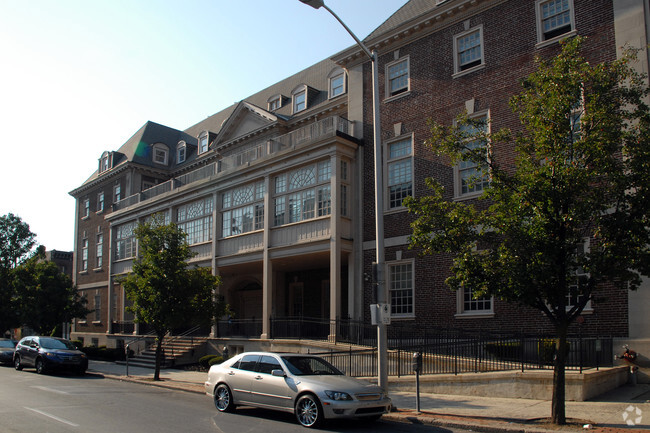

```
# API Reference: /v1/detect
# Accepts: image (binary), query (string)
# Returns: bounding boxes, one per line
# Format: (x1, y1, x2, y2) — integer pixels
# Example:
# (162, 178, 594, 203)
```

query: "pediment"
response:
(214, 101, 278, 146)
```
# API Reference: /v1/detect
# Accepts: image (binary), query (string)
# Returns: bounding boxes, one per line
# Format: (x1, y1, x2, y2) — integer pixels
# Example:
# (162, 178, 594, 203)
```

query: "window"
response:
(567, 238, 592, 311)
(221, 182, 264, 238)
(96, 233, 103, 268)
(328, 70, 345, 98)
(81, 238, 88, 271)
(459, 287, 493, 315)
(455, 112, 490, 198)
(97, 192, 104, 213)
(454, 26, 484, 75)
(114, 184, 121, 202)
(386, 137, 413, 209)
(94, 295, 101, 322)
(293, 90, 306, 113)
(536, 0, 575, 44)
(115, 221, 136, 260)
(178, 196, 214, 245)
(386, 57, 409, 98)
(153, 144, 168, 165)
(273, 161, 332, 226)
(177, 142, 186, 163)
(389, 261, 414, 317)
(99, 152, 110, 173)
(83, 199, 90, 218)
(198, 133, 209, 154)
(268, 96, 281, 111)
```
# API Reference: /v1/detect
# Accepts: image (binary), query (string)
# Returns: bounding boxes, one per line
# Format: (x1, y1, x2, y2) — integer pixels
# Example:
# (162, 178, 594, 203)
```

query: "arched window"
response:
(177, 141, 187, 163)
(327, 68, 346, 99)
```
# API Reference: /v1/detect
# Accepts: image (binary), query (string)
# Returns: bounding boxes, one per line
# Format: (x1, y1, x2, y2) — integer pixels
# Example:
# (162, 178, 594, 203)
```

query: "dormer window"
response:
(177, 141, 186, 163)
(328, 68, 346, 99)
(198, 132, 209, 154)
(152, 143, 168, 165)
(268, 95, 282, 111)
(294, 90, 306, 113)
(99, 151, 111, 174)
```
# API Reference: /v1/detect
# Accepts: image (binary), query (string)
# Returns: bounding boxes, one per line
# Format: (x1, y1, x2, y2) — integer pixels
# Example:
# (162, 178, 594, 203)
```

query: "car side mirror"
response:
(271, 369, 286, 377)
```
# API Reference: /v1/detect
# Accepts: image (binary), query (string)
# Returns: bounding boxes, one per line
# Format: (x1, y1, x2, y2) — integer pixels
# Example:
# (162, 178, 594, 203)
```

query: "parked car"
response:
(13, 336, 88, 375)
(0, 338, 16, 365)
(204, 352, 391, 428)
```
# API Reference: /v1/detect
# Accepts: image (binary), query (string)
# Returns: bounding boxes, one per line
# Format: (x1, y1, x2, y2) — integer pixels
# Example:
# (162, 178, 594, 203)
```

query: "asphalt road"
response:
(0, 364, 464, 433)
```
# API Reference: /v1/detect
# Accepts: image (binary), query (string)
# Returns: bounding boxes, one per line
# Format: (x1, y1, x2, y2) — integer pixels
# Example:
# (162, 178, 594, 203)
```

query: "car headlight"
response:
(325, 391, 352, 401)
(43, 352, 59, 359)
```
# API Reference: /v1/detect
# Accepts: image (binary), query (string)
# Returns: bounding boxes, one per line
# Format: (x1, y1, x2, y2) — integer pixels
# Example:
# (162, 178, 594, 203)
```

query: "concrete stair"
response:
(118, 336, 208, 369)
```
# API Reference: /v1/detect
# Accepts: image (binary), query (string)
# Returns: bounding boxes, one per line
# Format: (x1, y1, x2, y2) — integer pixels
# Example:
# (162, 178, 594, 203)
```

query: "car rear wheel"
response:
(295, 394, 323, 428)
(35, 358, 46, 374)
(14, 356, 23, 371)
(214, 384, 235, 412)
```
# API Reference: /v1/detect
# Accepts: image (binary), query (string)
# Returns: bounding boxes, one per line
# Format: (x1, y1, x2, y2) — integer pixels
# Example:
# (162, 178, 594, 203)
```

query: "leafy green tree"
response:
(0, 213, 38, 334)
(405, 38, 650, 425)
(121, 214, 226, 380)
(12, 250, 90, 336)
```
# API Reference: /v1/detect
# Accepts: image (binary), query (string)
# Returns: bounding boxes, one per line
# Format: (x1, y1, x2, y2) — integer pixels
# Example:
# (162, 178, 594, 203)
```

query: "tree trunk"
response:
(551, 324, 568, 425)
(154, 334, 164, 381)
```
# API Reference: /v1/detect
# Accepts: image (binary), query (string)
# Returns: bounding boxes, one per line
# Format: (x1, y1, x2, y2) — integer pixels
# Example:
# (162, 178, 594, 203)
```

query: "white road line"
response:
(31, 385, 71, 394)
(23, 407, 80, 427)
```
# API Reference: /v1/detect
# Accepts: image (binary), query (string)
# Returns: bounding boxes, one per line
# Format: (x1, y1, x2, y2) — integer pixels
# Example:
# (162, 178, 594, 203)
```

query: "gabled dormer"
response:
(98, 151, 113, 174)
(151, 143, 169, 166)
(291, 84, 319, 115)
(197, 130, 216, 156)
(327, 67, 346, 99)
(267, 94, 288, 112)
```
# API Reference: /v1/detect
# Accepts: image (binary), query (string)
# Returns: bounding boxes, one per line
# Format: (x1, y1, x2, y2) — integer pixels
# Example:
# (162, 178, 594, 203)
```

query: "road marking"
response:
(24, 407, 79, 427)
(31, 386, 71, 394)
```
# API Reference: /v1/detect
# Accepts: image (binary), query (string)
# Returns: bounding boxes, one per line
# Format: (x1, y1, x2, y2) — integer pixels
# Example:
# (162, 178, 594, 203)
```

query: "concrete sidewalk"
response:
(88, 360, 650, 433)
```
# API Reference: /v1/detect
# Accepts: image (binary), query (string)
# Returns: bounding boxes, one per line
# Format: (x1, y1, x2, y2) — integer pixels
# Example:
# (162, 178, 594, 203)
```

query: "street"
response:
(0, 365, 462, 433)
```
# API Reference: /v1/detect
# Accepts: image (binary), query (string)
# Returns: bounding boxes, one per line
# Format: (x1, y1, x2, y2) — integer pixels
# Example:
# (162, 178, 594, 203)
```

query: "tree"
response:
(405, 37, 650, 425)
(121, 214, 226, 381)
(0, 213, 38, 334)
(12, 250, 90, 336)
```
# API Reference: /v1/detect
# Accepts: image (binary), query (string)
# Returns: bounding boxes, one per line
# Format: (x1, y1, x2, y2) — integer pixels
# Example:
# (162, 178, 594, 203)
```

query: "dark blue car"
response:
(13, 336, 87, 375)
(0, 339, 16, 365)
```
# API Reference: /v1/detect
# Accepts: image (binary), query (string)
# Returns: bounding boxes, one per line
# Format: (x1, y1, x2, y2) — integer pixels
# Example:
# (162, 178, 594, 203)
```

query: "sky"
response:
(0, 0, 405, 252)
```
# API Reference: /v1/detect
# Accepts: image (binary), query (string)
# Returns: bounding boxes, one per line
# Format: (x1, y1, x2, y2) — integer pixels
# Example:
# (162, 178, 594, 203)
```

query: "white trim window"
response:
(99, 152, 111, 173)
(455, 111, 490, 198)
(96, 233, 103, 269)
(386, 136, 413, 209)
(152, 143, 168, 165)
(198, 132, 209, 154)
(273, 160, 331, 226)
(454, 25, 484, 75)
(389, 260, 414, 317)
(115, 221, 136, 260)
(177, 141, 186, 163)
(83, 199, 90, 218)
(81, 238, 88, 271)
(97, 192, 104, 213)
(536, 0, 575, 45)
(567, 238, 592, 311)
(178, 196, 214, 245)
(458, 286, 493, 316)
(328, 69, 346, 99)
(269, 96, 281, 111)
(221, 182, 264, 237)
(113, 184, 121, 202)
(386, 57, 409, 98)
(293, 89, 306, 113)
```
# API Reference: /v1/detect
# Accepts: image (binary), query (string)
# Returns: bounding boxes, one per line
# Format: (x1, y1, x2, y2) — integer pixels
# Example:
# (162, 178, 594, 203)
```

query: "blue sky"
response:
(0, 0, 405, 251)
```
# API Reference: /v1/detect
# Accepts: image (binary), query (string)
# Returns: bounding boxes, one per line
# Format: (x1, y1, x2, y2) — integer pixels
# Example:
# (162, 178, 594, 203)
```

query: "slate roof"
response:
(365, 0, 444, 42)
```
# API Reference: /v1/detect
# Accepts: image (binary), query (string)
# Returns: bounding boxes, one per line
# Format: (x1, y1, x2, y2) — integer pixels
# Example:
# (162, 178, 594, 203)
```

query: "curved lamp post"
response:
(299, 0, 388, 391)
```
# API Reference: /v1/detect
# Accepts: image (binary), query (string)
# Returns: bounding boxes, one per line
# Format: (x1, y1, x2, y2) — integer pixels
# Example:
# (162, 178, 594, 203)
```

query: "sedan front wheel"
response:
(295, 394, 324, 428)
(14, 356, 23, 371)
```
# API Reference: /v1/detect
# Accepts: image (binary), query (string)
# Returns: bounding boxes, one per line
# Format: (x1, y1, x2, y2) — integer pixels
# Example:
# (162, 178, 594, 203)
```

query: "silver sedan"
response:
(204, 351, 391, 428)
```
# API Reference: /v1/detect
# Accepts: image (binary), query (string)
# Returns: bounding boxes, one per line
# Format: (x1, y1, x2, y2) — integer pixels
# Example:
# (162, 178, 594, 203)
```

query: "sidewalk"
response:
(88, 360, 650, 433)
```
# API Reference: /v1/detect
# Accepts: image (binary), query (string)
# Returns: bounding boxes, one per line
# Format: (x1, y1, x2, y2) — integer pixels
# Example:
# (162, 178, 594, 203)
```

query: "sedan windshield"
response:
(281, 356, 343, 376)
(39, 338, 77, 350)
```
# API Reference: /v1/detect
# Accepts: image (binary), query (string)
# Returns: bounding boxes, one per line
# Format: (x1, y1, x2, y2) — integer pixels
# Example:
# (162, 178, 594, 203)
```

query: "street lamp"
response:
(299, 0, 388, 391)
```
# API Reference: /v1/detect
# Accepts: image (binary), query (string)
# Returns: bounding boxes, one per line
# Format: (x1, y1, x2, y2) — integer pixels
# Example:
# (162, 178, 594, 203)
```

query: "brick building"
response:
(69, 0, 649, 352)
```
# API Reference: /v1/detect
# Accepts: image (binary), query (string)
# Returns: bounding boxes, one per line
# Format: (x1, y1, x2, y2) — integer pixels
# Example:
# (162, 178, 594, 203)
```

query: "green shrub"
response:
(538, 339, 570, 365)
(199, 354, 222, 369)
(208, 356, 224, 367)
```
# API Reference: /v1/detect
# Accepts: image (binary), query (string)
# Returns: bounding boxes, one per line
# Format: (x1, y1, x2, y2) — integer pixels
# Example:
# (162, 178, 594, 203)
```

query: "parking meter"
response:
(412, 352, 422, 373)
